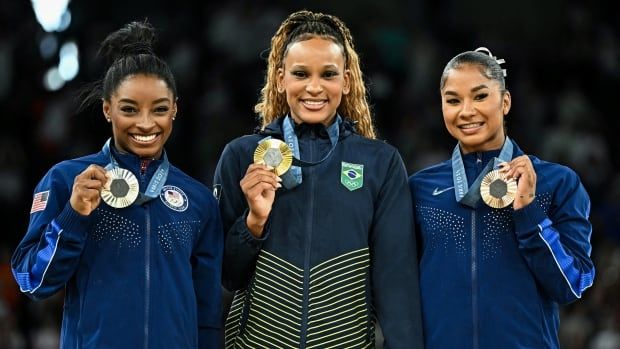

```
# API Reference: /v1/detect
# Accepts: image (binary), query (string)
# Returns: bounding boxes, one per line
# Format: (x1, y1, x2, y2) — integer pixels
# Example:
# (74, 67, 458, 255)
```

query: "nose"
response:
(305, 77, 323, 94)
(136, 110, 155, 129)
(459, 99, 476, 118)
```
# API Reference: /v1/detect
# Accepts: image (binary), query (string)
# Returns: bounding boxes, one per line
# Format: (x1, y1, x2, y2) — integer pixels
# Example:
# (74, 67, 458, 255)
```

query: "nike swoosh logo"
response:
(432, 186, 454, 196)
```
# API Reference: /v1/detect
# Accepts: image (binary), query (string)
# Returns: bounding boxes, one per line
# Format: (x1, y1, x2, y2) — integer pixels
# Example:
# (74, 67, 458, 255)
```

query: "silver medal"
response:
(101, 168, 139, 208)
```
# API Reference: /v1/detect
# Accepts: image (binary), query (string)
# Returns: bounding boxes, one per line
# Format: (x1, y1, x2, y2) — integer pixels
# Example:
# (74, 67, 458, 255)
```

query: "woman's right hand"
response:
(70, 164, 109, 216)
(240, 163, 282, 237)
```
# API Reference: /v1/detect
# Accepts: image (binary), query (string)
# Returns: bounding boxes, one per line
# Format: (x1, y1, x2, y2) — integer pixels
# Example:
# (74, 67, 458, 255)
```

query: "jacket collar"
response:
(460, 138, 524, 166)
(107, 142, 166, 177)
(257, 115, 357, 140)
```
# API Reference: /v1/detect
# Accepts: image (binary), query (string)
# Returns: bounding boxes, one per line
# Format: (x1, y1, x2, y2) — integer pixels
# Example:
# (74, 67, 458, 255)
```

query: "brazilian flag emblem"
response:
(341, 162, 364, 191)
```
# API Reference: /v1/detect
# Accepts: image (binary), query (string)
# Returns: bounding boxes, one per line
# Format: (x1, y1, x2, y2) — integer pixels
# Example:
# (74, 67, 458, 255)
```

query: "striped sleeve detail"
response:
(306, 247, 372, 349)
(13, 220, 63, 293)
(538, 218, 594, 298)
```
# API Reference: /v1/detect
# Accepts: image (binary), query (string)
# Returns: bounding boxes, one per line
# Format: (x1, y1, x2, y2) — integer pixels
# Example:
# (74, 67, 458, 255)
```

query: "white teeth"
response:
(461, 123, 482, 129)
(133, 134, 157, 142)
(303, 100, 326, 105)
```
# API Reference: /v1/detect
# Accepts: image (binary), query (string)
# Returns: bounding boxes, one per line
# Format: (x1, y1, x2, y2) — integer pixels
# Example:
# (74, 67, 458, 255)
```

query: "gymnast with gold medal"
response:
(215, 10, 423, 348)
(409, 47, 595, 349)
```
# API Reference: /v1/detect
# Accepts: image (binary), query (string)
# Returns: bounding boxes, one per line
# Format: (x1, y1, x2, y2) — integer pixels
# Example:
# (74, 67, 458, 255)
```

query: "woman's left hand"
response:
(501, 155, 537, 210)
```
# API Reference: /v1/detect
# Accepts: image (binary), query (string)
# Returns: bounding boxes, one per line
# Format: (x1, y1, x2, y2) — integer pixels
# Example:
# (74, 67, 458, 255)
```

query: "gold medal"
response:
(101, 168, 139, 208)
(253, 138, 293, 176)
(480, 169, 517, 208)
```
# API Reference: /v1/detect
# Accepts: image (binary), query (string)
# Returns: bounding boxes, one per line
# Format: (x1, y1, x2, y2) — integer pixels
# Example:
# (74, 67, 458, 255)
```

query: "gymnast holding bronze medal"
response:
(409, 47, 595, 348)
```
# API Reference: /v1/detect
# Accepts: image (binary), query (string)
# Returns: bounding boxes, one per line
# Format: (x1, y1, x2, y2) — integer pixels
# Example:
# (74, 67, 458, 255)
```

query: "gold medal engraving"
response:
(253, 139, 293, 176)
(480, 169, 517, 208)
(101, 168, 139, 208)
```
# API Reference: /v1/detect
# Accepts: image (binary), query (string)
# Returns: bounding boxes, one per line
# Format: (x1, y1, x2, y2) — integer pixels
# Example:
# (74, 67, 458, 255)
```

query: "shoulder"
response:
(167, 165, 217, 206)
(530, 155, 582, 185)
(531, 156, 587, 198)
(409, 160, 451, 182)
(223, 134, 265, 156)
(345, 135, 402, 159)
(43, 152, 107, 183)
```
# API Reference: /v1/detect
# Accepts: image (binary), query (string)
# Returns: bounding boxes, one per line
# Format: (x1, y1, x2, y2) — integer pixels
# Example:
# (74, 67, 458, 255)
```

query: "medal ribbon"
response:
(102, 139, 169, 205)
(276, 115, 340, 189)
(451, 137, 513, 208)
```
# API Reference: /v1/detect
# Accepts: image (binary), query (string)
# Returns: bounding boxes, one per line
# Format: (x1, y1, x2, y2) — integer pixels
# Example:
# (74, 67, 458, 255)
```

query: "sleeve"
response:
(513, 167, 595, 304)
(193, 195, 225, 349)
(370, 149, 424, 348)
(11, 165, 93, 300)
(213, 142, 270, 292)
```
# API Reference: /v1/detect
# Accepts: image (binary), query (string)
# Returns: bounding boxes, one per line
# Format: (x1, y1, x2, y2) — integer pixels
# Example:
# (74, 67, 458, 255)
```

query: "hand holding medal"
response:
(239, 139, 288, 237)
(498, 155, 537, 210)
(70, 164, 109, 216)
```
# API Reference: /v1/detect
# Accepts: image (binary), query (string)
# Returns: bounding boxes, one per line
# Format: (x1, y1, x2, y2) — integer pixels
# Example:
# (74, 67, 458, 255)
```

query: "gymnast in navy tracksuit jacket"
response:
(409, 48, 594, 348)
(214, 10, 423, 349)
(11, 21, 223, 348)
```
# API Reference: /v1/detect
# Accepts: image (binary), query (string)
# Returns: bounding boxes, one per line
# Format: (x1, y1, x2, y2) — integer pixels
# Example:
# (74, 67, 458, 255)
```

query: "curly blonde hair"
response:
(254, 10, 375, 139)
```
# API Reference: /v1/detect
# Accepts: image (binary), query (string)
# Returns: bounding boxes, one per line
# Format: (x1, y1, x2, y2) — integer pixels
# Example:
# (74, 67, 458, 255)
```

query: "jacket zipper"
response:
(141, 160, 151, 349)
(472, 152, 482, 349)
(471, 210, 478, 349)
(144, 207, 151, 349)
(300, 136, 316, 348)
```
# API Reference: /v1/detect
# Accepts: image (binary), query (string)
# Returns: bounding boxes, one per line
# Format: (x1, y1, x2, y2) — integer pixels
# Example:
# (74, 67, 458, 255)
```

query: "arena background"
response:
(0, 1, 618, 348)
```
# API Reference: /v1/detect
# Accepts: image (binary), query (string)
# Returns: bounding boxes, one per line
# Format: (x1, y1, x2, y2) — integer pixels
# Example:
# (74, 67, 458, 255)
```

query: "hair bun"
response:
(99, 20, 157, 64)
(474, 47, 507, 77)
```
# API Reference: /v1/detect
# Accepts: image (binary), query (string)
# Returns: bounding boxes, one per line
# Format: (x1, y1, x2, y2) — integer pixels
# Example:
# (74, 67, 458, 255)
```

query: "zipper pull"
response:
(140, 159, 150, 175)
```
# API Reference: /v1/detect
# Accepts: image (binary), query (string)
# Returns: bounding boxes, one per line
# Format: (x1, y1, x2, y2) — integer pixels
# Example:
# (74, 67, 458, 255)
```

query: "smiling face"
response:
(103, 74, 177, 159)
(277, 37, 350, 126)
(441, 63, 511, 153)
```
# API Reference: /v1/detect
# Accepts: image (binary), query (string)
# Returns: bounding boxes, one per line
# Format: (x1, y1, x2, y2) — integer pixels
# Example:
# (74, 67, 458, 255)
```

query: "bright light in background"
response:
(58, 41, 79, 81)
(31, 0, 71, 32)
(32, 1, 80, 90)
(43, 67, 65, 91)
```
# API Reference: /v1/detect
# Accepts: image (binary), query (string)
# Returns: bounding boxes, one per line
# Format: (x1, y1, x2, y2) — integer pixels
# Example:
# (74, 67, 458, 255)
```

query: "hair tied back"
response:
(475, 47, 507, 77)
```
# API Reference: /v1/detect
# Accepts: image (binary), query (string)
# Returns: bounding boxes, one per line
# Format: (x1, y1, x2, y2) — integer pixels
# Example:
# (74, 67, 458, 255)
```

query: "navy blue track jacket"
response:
(214, 117, 424, 348)
(12, 144, 224, 348)
(409, 139, 594, 349)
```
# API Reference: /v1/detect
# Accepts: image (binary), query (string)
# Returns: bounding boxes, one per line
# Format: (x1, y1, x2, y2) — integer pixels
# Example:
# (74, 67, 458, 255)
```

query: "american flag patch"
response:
(30, 191, 50, 213)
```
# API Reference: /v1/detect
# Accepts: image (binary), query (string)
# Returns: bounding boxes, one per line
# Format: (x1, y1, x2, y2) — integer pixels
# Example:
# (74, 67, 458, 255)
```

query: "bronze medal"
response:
(253, 138, 293, 176)
(101, 168, 139, 208)
(480, 169, 517, 209)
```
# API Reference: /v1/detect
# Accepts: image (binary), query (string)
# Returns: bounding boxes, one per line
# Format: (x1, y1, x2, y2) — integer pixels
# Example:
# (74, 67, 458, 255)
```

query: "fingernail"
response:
(276, 183, 282, 188)
(276, 177, 282, 182)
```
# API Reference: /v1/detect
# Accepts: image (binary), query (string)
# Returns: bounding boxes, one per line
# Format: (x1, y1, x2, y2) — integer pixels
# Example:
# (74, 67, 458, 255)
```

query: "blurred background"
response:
(0, 0, 618, 348)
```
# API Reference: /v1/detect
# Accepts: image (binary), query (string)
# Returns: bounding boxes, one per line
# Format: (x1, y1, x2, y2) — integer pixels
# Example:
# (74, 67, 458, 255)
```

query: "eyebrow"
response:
(118, 98, 171, 104)
(443, 84, 489, 96)
(289, 64, 340, 69)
